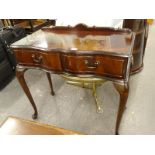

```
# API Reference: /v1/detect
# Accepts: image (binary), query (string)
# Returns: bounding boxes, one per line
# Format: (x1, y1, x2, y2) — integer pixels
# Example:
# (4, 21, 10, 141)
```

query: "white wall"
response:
(56, 18, 123, 28)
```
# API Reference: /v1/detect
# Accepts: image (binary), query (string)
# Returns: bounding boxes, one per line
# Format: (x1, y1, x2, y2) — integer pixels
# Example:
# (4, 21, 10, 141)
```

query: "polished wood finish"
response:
(123, 19, 149, 73)
(14, 49, 62, 71)
(61, 54, 127, 79)
(12, 24, 133, 81)
(46, 72, 55, 95)
(0, 116, 80, 135)
(42, 24, 132, 38)
(14, 49, 128, 80)
(12, 25, 133, 54)
(113, 82, 129, 135)
(11, 24, 134, 134)
(16, 68, 38, 119)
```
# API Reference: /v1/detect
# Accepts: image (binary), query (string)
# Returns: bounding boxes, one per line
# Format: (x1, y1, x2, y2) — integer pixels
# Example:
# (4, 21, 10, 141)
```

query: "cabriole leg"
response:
(46, 72, 55, 96)
(16, 67, 38, 119)
(113, 82, 129, 135)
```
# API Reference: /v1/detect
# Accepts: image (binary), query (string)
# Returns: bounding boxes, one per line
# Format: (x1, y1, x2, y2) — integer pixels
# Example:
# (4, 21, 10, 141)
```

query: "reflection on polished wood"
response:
(0, 116, 80, 135)
(12, 25, 133, 54)
(11, 24, 135, 134)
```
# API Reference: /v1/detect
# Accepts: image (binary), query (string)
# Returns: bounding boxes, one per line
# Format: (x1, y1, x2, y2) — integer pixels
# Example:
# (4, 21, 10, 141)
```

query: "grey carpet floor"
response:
(0, 71, 118, 134)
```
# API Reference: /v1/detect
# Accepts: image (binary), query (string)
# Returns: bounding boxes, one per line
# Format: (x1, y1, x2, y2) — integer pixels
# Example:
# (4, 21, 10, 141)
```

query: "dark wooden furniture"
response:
(4, 19, 56, 34)
(11, 24, 135, 134)
(0, 116, 80, 135)
(123, 19, 149, 73)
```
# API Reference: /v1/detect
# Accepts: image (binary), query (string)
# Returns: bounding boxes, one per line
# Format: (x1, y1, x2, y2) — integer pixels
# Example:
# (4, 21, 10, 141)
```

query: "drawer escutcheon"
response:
(31, 54, 43, 64)
(84, 60, 101, 69)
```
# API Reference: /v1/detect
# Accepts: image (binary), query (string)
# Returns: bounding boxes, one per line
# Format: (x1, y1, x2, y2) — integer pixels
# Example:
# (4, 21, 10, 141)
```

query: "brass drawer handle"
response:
(84, 60, 101, 69)
(32, 54, 43, 64)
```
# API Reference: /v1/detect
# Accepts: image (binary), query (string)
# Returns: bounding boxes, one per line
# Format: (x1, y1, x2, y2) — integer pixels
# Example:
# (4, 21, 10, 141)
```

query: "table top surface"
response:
(0, 116, 81, 135)
(11, 25, 134, 56)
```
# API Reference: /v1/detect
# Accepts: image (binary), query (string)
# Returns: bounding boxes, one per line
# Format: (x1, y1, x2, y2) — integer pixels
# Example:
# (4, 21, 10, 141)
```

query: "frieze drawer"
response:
(14, 49, 62, 71)
(61, 54, 127, 79)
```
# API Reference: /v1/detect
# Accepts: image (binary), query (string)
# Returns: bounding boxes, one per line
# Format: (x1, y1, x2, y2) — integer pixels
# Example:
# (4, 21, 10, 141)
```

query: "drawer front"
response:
(14, 49, 62, 71)
(62, 54, 127, 79)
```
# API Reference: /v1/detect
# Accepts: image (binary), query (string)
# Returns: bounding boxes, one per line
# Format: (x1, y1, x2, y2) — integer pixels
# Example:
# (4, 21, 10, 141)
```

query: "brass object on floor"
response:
(61, 74, 106, 113)
(92, 82, 103, 113)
